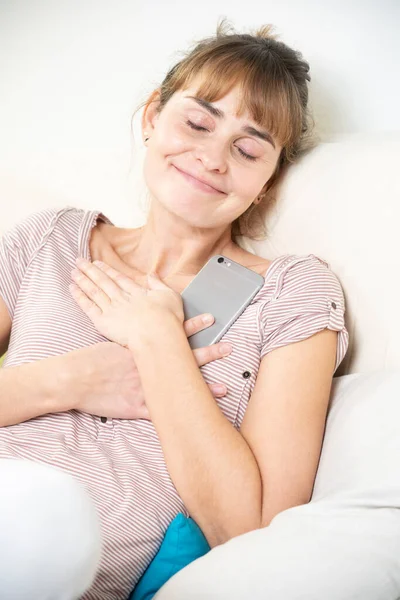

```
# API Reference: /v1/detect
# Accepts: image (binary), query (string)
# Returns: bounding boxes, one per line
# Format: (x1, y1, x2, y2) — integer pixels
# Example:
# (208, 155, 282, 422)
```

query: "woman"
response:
(0, 21, 349, 600)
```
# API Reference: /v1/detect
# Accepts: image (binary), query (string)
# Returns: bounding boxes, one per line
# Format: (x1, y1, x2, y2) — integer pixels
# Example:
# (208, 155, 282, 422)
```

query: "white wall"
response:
(1, 0, 399, 154)
(0, 0, 399, 227)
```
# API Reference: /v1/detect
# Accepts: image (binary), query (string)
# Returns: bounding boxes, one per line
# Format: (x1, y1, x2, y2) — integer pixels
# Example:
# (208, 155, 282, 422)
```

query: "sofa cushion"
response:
(154, 371, 400, 599)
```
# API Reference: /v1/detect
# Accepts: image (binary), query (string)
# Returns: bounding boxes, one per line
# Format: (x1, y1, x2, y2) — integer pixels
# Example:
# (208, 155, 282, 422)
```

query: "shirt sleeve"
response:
(259, 255, 349, 373)
(0, 209, 60, 318)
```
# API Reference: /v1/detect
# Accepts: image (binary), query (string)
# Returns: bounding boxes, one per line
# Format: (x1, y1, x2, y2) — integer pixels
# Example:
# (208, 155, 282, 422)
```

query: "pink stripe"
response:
(0, 207, 349, 599)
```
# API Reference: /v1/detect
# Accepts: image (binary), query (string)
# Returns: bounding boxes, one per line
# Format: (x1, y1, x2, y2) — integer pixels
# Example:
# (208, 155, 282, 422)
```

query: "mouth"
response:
(172, 165, 225, 195)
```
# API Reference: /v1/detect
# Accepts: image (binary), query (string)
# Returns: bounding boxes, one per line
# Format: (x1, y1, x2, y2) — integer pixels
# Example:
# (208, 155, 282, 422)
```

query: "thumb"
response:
(147, 272, 169, 290)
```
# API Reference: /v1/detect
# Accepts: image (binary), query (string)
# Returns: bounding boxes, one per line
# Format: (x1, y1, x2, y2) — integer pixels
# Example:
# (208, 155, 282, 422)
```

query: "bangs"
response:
(174, 52, 302, 148)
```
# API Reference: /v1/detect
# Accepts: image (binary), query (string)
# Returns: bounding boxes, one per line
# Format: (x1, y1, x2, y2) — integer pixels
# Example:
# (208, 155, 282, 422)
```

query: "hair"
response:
(132, 18, 317, 242)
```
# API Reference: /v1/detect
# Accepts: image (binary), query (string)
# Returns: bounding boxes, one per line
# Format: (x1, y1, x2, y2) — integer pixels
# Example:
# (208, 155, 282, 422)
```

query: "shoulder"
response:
(258, 253, 349, 371)
(1, 206, 113, 264)
(44, 206, 113, 235)
(2, 207, 62, 243)
(3, 206, 88, 242)
(0, 207, 69, 266)
(5, 206, 113, 233)
(272, 253, 344, 302)
(254, 253, 345, 308)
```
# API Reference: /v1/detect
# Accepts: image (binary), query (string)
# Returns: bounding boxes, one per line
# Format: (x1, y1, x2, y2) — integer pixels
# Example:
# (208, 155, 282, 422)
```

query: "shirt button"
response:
(100, 416, 107, 423)
(242, 371, 251, 379)
(331, 302, 337, 310)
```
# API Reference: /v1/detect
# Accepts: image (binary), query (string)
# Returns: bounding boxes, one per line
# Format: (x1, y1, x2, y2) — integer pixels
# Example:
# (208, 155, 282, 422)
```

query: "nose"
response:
(194, 139, 228, 173)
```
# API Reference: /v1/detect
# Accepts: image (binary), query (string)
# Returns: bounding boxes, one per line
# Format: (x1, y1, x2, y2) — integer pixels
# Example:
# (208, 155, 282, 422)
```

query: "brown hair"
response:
(132, 18, 317, 241)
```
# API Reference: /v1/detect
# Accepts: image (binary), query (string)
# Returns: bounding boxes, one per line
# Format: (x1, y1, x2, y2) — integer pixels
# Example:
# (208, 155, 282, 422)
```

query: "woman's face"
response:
(142, 81, 282, 230)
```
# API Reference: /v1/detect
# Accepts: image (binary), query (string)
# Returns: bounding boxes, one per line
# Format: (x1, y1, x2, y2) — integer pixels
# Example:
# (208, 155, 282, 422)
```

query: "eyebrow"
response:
(186, 95, 276, 149)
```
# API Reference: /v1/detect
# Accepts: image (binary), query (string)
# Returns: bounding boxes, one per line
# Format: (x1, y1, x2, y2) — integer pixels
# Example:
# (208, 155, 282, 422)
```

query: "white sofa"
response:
(1, 131, 400, 598)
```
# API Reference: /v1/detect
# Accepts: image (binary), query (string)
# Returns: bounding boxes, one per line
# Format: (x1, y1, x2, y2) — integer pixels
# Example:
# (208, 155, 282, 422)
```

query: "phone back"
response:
(181, 255, 264, 349)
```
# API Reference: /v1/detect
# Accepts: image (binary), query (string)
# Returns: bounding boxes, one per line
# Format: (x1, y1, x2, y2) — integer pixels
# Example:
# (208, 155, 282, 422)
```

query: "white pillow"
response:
(155, 371, 400, 600)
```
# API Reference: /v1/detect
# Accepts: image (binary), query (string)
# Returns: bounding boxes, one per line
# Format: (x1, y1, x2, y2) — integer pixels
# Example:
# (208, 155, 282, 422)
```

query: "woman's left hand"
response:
(70, 258, 184, 347)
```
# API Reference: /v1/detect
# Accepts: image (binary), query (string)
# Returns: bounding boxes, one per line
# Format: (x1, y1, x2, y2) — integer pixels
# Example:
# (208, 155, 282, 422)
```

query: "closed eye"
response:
(186, 120, 208, 132)
(186, 120, 258, 162)
(237, 147, 257, 162)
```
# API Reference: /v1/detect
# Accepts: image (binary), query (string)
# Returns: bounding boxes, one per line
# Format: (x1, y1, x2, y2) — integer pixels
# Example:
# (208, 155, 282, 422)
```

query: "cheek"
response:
(238, 158, 278, 199)
(154, 120, 191, 158)
(142, 127, 189, 197)
(231, 174, 264, 204)
(143, 124, 196, 192)
(142, 133, 180, 183)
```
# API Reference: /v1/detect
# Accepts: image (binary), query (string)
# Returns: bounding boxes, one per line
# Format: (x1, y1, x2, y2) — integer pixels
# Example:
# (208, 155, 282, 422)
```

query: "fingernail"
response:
(202, 314, 214, 325)
(214, 384, 226, 395)
(219, 343, 232, 356)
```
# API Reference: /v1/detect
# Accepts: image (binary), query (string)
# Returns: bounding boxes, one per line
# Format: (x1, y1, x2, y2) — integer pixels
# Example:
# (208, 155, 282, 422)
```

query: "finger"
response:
(75, 258, 123, 300)
(71, 268, 111, 311)
(208, 383, 227, 398)
(132, 405, 151, 420)
(183, 313, 214, 337)
(193, 341, 233, 367)
(92, 260, 142, 294)
(146, 272, 171, 290)
(69, 283, 103, 319)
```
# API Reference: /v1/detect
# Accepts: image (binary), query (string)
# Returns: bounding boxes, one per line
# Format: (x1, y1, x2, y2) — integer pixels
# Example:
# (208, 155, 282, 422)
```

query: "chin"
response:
(159, 192, 219, 228)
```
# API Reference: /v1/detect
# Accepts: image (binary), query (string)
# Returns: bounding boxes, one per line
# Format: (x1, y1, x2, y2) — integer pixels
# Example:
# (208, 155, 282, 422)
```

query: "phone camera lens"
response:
(217, 257, 224, 263)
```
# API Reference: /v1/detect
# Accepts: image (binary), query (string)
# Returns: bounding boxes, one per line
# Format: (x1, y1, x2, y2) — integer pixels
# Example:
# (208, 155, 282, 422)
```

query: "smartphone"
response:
(181, 255, 264, 350)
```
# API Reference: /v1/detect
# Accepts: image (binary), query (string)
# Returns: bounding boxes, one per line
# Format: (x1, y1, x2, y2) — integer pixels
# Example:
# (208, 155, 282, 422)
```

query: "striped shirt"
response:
(0, 207, 349, 599)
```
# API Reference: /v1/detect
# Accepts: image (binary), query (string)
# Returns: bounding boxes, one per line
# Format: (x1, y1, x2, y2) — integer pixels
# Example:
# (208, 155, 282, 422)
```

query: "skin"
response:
(79, 79, 283, 416)
(89, 79, 283, 290)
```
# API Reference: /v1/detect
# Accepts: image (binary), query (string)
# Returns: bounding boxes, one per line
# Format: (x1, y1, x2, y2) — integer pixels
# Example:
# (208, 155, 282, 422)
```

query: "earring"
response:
(254, 192, 266, 205)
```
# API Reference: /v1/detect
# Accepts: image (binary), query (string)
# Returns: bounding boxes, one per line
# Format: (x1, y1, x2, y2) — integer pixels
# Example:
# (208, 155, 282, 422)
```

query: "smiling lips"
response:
(173, 165, 225, 195)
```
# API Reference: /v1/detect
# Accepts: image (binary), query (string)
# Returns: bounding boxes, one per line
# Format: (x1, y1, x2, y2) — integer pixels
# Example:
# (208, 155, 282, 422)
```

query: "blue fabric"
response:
(129, 513, 211, 600)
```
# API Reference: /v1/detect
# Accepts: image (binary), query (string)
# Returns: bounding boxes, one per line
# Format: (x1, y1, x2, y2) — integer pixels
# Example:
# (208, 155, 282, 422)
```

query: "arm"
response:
(130, 314, 338, 549)
(0, 287, 232, 427)
(0, 353, 74, 427)
(130, 312, 263, 549)
(0, 290, 80, 427)
(0, 210, 73, 426)
(240, 328, 338, 526)
(67, 259, 261, 546)
(68, 256, 345, 547)
(1, 296, 66, 426)
(0, 296, 123, 427)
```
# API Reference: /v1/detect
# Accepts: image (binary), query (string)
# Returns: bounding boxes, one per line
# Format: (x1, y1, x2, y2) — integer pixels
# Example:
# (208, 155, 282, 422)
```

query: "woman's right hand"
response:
(71, 313, 232, 420)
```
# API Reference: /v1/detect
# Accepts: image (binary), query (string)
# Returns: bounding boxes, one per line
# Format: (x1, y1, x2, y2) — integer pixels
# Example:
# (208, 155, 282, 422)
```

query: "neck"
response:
(129, 202, 237, 279)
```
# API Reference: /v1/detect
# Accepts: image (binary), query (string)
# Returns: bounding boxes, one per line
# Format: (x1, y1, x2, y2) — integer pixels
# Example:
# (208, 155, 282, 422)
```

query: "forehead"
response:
(174, 82, 251, 121)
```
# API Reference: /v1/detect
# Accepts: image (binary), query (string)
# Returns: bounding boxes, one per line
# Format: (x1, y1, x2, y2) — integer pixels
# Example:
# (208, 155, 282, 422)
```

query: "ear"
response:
(141, 89, 162, 142)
